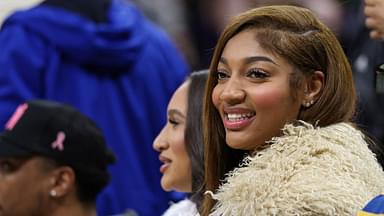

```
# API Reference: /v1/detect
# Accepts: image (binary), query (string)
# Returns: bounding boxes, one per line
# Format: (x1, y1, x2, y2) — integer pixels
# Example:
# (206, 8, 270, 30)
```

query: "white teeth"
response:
(226, 113, 254, 121)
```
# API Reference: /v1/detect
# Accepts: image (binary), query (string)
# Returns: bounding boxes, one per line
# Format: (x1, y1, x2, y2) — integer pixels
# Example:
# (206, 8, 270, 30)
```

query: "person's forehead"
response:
(0, 156, 49, 169)
(0, 155, 31, 161)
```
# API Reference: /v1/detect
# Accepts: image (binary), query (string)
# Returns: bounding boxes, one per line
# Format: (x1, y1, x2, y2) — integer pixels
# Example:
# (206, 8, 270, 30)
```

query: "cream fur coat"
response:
(208, 122, 384, 216)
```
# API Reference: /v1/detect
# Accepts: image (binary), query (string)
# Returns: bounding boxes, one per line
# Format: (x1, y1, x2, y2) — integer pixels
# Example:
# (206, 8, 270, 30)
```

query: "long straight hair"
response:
(201, 5, 357, 215)
(184, 70, 209, 210)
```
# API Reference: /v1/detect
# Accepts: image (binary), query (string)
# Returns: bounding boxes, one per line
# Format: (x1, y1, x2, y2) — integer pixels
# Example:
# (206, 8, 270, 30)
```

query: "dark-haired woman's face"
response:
(153, 82, 192, 192)
(212, 29, 303, 151)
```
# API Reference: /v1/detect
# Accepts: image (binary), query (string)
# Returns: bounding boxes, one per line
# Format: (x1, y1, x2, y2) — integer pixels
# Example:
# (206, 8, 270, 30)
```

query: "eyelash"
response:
(215, 68, 269, 81)
(168, 119, 179, 127)
(215, 70, 229, 80)
(247, 68, 269, 79)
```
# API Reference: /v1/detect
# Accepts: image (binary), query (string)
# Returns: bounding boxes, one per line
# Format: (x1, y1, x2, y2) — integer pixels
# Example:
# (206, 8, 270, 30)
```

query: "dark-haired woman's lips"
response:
(159, 155, 172, 173)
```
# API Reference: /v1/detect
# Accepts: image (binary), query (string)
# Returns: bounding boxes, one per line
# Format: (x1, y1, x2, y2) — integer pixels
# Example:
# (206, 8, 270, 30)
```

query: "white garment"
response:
(162, 199, 199, 216)
(209, 122, 384, 216)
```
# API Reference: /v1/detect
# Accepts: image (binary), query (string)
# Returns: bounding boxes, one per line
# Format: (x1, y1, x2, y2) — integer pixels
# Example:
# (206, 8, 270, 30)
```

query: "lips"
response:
(159, 155, 172, 173)
(223, 107, 256, 130)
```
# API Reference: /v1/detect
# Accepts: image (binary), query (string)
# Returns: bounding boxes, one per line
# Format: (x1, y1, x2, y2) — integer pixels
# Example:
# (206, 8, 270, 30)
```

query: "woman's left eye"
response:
(247, 69, 269, 79)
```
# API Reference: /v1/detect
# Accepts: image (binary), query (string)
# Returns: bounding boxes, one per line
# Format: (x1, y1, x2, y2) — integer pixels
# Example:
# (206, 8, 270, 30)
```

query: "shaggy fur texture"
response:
(208, 122, 384, 216)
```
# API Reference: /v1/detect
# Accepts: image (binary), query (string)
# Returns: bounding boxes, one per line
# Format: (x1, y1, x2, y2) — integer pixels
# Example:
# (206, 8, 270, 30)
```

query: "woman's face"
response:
(212, 29, 303, 151)
(153, 82, 192, 192)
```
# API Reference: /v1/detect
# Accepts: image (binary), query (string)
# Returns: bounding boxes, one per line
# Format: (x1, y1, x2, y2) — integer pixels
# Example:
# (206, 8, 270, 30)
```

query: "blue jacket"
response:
(0, 0, 188, 215)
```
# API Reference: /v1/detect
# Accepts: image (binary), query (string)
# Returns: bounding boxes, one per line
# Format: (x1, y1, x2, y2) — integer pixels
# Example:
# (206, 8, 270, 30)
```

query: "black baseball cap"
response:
(0, 99, 115, 178)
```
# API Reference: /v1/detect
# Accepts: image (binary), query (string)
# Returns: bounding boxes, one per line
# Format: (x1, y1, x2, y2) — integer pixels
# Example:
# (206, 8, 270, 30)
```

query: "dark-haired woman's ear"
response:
(302, 71, 324, 107)
(48, 166, 76, 199)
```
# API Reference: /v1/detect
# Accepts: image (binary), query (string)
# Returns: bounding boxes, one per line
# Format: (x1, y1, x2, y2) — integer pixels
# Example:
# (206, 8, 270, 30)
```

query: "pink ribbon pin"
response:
(5, 103, 28, 130)
(51, 131, 66, 151)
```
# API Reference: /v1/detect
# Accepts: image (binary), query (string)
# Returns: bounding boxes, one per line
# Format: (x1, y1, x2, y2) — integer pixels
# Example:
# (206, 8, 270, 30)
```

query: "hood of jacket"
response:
(2, 0, 148, 69)
(208, 122, 384, 216)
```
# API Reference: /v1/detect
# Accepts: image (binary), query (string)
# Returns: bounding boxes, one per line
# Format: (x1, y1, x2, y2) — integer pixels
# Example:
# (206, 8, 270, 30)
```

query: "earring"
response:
(304, 100, 314, 107)
(50, 190, 57, 197)
(309, 100, 314, 106)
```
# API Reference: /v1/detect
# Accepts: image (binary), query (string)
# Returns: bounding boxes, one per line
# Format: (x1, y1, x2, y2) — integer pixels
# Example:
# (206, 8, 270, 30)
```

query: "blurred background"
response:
(0, 0, 360, 71)
(1, 0, 383, 214)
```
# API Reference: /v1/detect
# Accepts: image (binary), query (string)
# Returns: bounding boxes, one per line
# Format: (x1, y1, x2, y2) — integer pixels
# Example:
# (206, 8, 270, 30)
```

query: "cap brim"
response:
(0, 135, 33, 158)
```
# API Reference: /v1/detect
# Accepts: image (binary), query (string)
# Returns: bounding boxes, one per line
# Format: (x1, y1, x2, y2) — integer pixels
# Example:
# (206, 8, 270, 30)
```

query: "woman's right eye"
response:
(215, 70, 229, 80)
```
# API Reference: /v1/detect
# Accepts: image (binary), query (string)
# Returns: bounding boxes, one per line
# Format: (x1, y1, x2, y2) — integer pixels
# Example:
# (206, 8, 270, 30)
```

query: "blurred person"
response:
(153, 70, 208, 215)
(344, 0, 384, 153)
(0, 99, 115, 216)
(364, 0, 384, 40)
(131, 0, 199, 69)
(201, 5, 384, 215)
(0, 0, 189, 215)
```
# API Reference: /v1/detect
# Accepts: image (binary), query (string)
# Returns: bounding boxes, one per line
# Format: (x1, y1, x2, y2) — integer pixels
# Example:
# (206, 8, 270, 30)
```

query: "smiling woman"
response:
(202, 5, 384, 216)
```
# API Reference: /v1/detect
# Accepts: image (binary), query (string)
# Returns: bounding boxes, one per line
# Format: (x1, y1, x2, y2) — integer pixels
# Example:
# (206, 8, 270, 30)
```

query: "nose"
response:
(219, 79, 245, 104)
(153, 128, 169, 152)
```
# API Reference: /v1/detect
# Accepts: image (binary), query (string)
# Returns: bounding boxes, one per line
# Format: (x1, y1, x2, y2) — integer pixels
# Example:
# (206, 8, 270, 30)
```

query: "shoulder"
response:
(209, 122, 384, 215)
(162, 199, 198, 216)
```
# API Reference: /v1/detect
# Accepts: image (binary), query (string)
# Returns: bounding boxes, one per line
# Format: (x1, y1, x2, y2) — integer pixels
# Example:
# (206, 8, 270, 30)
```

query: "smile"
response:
(224, 112, 256, 130)
(226, 112, 255, 121)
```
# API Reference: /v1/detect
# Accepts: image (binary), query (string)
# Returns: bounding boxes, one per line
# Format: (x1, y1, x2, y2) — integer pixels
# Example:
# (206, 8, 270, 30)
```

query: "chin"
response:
(160, 178, 172, 192)
(226, 138, 252, 150)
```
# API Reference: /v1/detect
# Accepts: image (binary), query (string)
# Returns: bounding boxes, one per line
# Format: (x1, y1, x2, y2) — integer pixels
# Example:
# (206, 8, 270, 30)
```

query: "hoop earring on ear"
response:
(50, 190, 57, 197)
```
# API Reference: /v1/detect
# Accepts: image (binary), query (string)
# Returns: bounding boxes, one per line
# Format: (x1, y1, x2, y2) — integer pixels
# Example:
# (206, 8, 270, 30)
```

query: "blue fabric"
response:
(0, 0, 189, 215)
(361, 194, 384, 214)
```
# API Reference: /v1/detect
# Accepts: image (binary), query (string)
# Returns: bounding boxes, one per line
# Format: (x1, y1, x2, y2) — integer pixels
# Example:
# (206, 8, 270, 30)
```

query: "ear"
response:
(302, 71, 324, 107)
(48, 166, 76, 199)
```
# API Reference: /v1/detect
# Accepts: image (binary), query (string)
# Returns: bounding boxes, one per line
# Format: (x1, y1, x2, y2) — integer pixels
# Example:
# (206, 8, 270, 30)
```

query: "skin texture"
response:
(212, 29, 303, 151)
(0, 157, 51, 216)
(365, 0, 384, 40)
(153, 81, 192, 192)
(0, 156, 96, 216)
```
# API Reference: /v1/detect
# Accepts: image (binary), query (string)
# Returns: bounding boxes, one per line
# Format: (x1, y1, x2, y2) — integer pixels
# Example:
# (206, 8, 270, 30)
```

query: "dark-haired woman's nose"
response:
(153, 128, 169, 152)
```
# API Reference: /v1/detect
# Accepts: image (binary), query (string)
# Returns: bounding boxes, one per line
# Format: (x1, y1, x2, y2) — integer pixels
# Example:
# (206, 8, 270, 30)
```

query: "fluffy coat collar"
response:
(208, 122, 384, 215)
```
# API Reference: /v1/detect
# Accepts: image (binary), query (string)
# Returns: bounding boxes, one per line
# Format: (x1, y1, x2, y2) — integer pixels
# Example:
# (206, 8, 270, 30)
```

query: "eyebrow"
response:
(220, 56, 278, 66)
(168, 109, 186, 119)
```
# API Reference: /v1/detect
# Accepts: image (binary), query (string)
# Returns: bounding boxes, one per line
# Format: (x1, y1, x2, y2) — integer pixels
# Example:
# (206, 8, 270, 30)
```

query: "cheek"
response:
(172, 135, 187, 154)
(250, 87, 289, 109)
(211, 86, 221, 109)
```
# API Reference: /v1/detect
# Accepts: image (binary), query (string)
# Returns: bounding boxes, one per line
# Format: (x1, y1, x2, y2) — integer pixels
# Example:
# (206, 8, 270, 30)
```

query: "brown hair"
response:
(201, 5, 356, 215)
(185, 70, 209, 209)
